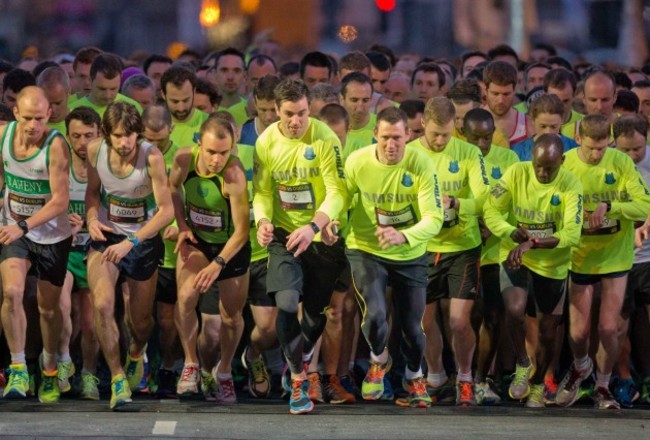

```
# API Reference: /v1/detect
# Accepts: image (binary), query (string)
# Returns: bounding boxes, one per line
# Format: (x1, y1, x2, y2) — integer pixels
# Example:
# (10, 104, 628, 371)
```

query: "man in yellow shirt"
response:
(556, 114, 650, 409)
(253, 79, 347, 414)
(323, 107, 443, 408)
(484, 134, 583, 407)
(409, 97, 491, 406)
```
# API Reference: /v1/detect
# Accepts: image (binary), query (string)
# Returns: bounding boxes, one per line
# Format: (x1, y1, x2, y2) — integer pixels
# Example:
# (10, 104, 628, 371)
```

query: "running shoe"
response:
(525, 384, 546, 408)
(200, 369, 217, 401)
(176, 363, 200, 396)
(426, 377, 456, 404)
(124, 353, 145, 392)
(38, 370, 60, 404)
(594, 386, 621, 410)
(613, 377, 639, 408)
(289, 378, 314, 415)
(307, 371, 324, 403)
(110, 374, 132, 410)
(544, 373, 558, 404)
(136, 358, 150, 394)
(396, 377, 432, 408)
(80, 372, 100, 401)
(361, 355, 392, 400)
(509, 362, 534, 400)
(640, 377, 650, 404)
(456, 380, 476, 406)
(323, 374, 355, 404)
(555, 359, 593, 407)
(339, 374, 356, 395)
(241, 347, 271, 398)
(3, 364, 29, 399)
(57, 360, 75, 393)
(475, 378, 502, 406)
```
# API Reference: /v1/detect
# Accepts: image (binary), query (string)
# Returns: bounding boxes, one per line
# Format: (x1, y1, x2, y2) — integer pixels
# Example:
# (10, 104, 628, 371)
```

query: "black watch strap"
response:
(309, 221, 320, 234)
(213, 255, 226, 268)
(17, 220, 29, 234)
(605, 200, 612, 212)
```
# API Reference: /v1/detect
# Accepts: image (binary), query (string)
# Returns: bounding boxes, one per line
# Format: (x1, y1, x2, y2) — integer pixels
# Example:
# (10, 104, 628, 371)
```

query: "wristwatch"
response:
(604, 200, 612, 212)
(309, 221, 320, 234)
(448, 196, 457, 210)
(213, 255, 227, 268)
(126, 233, 140, 247)
(17, 220, 29, 234)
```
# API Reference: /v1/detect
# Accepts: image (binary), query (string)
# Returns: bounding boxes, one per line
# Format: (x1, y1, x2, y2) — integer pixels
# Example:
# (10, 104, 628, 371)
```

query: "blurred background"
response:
(1, 0, 649, 66)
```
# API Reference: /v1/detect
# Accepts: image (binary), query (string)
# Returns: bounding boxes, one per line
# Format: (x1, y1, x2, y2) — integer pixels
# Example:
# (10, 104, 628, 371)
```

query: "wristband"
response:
(309, 221, 320, 234)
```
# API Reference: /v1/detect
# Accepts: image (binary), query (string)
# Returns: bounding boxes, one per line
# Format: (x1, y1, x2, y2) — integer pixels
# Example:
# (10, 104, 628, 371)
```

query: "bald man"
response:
(37, 66, 71, 136)
(0, 86, 72, 403)
(483, 134, 583, 408)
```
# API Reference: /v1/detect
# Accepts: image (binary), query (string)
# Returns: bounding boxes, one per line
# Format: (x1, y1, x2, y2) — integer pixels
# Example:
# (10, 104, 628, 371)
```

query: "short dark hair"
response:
(195, 78, 220, 107)
(102, 101, 143, 144)
(274, 79, 309, 107)
(141, 103, 172, 131)
(32, 61, 58, 79)
(0, 60, 14, 75)
(142, 54, 172, 76)
(122, 74, 155, 94)
(399, 99, 425, 119)
(160, 66, 197, 94)
(461, 51, 489, 69)
(487, 44, 519, 63)
(201, 112, 235, 144)
(299, 52, 332, 79)
(532, 42, 557, 57)
(411, 63, 446, 88)
(36, 66, 70, 92)
(367, 44, 396, 66)
(214, 48, 246, 69)
(614, 71, 633, 90)
(530, 94, 564, 119)
(279, 61, 300, 79)
(463, 108, 495, 134)
(3, 69, 35, 95)
(483, 61, 518, 88)
(366, 51, 391, 72)
(253, 74, 281, 102)
(524, 62, 551, 83)
(340, 72, 373, 97)
(90, 53, 123, 81)
(613, 90, 640, 113)
(579, 114, 611, 141)
(65, 105, 101, 133)
(543, 68, 577, 93)
(339, 51, 371, 74)
(613, 113, 649, 140)
(633, 79, 650, 89)
(73, 46, 102, 72)
(546, 56, 572, 71)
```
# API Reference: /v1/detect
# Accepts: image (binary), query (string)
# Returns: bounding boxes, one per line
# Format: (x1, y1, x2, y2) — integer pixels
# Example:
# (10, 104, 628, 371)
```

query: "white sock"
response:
(405, 367, 422, 381)
(457, 370, 473, 383)
(574, 356, 590, 371)
(10, 352, 26, 365)
(58, 352, 71, 363)
(427, 371, 448, 387)
(596, 372, 611, 390)
(42, 350, 57, 371)
(370, 349, 388, 365)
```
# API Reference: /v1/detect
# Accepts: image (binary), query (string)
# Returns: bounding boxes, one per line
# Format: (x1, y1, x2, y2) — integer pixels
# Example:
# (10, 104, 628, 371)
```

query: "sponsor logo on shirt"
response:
(401, 173, 413, 187)
(604, 173, 616, 184)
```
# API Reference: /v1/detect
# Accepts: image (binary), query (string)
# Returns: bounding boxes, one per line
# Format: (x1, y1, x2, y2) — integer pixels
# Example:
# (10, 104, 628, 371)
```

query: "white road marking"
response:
(152, 420, 177, 435)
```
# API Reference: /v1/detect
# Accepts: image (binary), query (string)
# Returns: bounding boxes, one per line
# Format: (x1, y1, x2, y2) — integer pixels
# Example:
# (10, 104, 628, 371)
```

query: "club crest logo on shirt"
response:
(491, 167, 502, 179)
(448, 161, 460, 173)
(193, 132, 200, 143)
(551, 194, 561, 206)
(304, 146, 316, 160)
(604, 173, 616, 184)
(401, 173, 414, 187)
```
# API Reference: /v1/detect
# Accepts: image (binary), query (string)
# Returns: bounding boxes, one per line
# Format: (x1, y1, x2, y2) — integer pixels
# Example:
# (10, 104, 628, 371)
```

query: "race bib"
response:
(517, 221, 556, 239)
(9, 192, 45, 220)
(375, 205, 417, 228)
(249, 205, 255, 228)
(443, 207, 458, 228)
(583, 214, 620, 235)
(108, 196, 147, 224)
(278, 183, 315, 210)
(188, 203, 224, 232)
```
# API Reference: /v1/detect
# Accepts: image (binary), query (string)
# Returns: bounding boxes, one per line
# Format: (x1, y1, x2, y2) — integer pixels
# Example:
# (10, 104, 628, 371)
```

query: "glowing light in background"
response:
(375, 0, 396, 12)
(240, 0, 260, 15)
(200, 0, 221, 27)
(338, 25, 358, 43)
